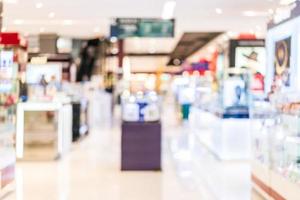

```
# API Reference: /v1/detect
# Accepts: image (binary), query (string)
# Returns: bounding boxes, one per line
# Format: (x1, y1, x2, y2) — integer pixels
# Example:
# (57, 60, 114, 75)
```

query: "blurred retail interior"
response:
(1, 0, 300, 200)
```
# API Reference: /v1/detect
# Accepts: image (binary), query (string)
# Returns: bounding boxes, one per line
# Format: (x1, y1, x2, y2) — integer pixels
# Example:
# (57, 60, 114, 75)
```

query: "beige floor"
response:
(3, 123, 214, 200)
(1, 103, 263, 200)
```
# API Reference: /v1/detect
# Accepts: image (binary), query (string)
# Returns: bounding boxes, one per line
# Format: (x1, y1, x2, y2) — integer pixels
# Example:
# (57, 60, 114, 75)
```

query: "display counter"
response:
(251, 102, 300, 200)
(189, 106, 251, 161)
(16, 100, 72, 160)
(121, 121, 161, 171)
(0, 124, 15, 194)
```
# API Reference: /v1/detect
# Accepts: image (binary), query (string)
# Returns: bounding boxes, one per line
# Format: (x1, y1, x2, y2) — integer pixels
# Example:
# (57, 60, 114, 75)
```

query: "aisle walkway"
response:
(3, 103, 258, 200)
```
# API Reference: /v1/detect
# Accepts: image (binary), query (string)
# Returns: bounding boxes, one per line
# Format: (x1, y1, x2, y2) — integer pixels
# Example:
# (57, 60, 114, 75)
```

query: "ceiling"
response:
(168, 32, 223, 65)
(2, 0, 290, 53)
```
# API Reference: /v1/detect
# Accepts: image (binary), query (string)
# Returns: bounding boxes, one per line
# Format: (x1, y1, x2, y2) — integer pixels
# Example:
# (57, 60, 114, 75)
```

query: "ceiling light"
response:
(48, 12, 55, 18)
(249, 29, 255, 34)
(111, 48, 119, 55)
(35, 2, 43, 9)
(215, 8, 223, 14)
(110, 37, 118, 43)
(227, 31, 238, 38)
(242, 10, 269, 17)
(13, 19, 24, 25)
(162, 1, 177, 20)
(268, 9, 274, 15)
(173, 58, 181, 66)
(63, 20, 73, 25)
(280, 0, 296, 5)
(3, 0, 18, 4)
(40, 27, 45, 33)
(243, 11, 257, 17)
(94, 27, 100, 33)
(255, 25, 262, 30)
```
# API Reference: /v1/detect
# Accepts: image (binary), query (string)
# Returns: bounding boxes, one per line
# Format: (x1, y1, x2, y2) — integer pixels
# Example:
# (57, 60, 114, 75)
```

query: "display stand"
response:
(16, 101, 72, 160)
(190, 107, 251, 161)
(252, 2, 300, 199)
(121, 121, 161, 171)
(0, 32, 28, 195)
(71, 100, 89, 142)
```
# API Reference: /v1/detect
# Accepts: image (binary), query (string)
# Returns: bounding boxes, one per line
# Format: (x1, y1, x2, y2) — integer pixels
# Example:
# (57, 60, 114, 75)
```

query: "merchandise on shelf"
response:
(251, 92, 300, 199)
(121, 91, 160, 122)
(62, 83, 89, 141)
(252, 3, 300, 199)
(0, 33, 28, 193)
(25, 63, 63, 102)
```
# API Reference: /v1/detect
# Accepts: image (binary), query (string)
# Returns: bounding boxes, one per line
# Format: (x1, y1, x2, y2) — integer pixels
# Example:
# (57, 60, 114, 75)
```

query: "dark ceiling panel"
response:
(167, 32, 223, 66)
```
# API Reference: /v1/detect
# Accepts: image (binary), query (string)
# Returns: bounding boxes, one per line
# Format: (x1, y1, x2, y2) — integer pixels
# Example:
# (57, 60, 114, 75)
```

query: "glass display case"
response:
(251, 92, 300, 199)
(0, 52, 18, 193)
(121, 91, 161, 123)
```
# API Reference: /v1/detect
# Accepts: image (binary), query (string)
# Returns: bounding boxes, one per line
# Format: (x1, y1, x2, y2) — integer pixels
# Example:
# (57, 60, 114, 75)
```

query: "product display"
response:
(251, 93, 300, 199)
(121, 91, 160, 122)
(0, 33, 27, 193)
(252, 3, 300, 199)
(16, 100, 72, 160)
(121, 121, 161, 171)
(62, 83, 89, 141)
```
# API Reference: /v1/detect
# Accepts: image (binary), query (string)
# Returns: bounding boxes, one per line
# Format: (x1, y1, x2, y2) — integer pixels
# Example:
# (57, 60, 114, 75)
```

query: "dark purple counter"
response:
(121, 121, 161, 171)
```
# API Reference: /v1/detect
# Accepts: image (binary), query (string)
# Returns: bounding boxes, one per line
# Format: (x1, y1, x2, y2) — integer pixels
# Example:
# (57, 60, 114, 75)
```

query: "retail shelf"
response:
(252, 159, 300, 199)
(0, 149, 15, 170)
(0, 124, 14, 136)
(0, 125, 15, 140)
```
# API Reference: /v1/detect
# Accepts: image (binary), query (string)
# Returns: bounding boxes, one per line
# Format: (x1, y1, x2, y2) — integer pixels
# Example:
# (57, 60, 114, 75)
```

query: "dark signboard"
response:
(110, 18, 175, 38)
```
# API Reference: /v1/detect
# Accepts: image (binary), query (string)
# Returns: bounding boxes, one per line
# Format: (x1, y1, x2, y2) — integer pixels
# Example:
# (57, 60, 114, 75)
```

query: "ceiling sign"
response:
(110, 18, 175, 38)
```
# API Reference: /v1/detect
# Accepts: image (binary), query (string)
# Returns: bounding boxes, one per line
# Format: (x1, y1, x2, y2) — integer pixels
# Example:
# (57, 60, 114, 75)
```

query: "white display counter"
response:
(0, 123, 16, 193)
(16, 100, 72, 160)
(189, 106, 251, 161)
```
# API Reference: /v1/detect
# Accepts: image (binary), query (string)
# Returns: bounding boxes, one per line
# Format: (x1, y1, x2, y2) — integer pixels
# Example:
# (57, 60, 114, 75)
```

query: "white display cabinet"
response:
(16, 100, 72, 160)
(251, 102, 300, 200)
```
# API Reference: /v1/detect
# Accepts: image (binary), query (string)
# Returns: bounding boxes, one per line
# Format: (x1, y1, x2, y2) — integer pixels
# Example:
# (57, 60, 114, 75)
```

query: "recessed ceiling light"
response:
(242, 10, 268, 17)
(3, 0, 18, 4)
(63, 20, 73, 25)
(173, 58, 181, 66)
(110, 37, 118, 43)
(40, 27, 45, 33)
(227, 31, 238, 38)
(35, 2, 43, 9)
(48, 12, 55, 18)
(215, 8, 223, 14)
(13, 19, 24, 25)
(94, 27, 100, 33)
(243, 11, 256, 17)
(268, 9, 274, 15)
(280, 0, 296, 5)
(162, 1, 177, 20)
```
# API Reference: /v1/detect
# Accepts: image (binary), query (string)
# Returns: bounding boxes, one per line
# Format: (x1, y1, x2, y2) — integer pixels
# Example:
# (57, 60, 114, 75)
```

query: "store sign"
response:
(110, 18, 175, 38)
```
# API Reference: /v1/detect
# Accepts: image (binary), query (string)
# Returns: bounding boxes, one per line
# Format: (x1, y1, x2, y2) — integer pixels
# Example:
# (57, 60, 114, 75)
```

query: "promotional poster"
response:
(274, 37, 291, 87)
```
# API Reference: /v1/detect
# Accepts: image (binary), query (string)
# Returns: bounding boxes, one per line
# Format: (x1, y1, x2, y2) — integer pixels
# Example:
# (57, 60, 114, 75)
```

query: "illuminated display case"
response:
(251, 93, 300, 200)
(252, 3, 300, 199)
(0, 54, 18, 193)
(0, 33, 27, 194)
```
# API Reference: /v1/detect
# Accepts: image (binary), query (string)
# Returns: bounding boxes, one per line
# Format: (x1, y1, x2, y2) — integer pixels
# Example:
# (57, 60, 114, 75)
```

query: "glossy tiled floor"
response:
(3, 103, 261, 200)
